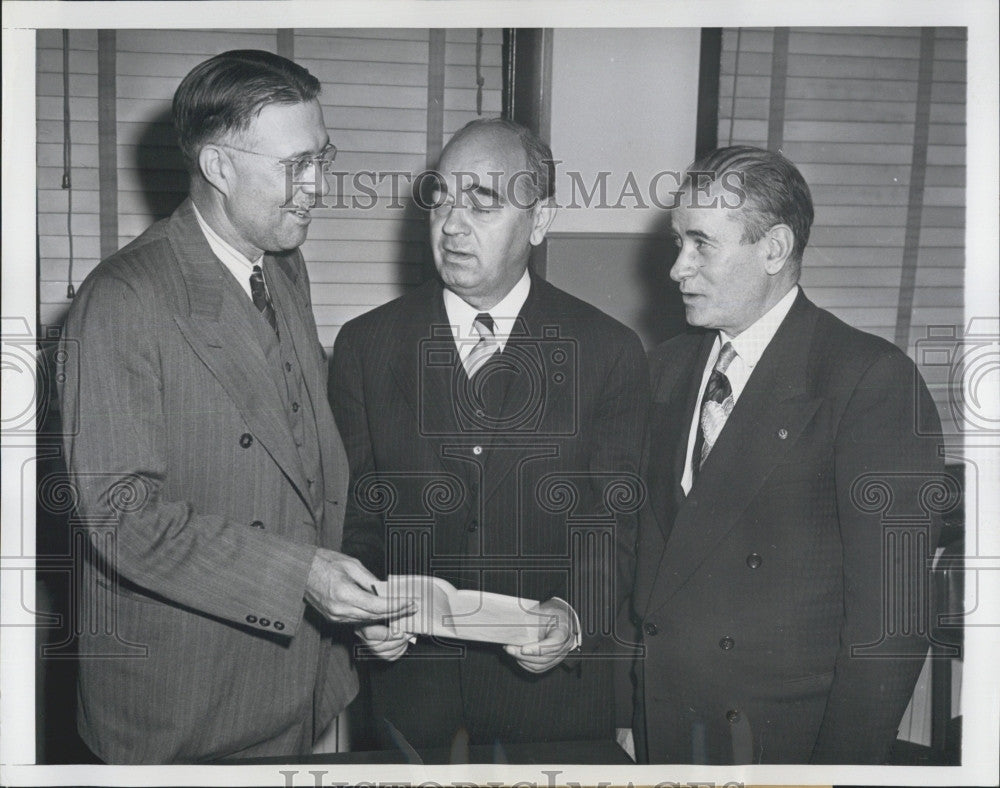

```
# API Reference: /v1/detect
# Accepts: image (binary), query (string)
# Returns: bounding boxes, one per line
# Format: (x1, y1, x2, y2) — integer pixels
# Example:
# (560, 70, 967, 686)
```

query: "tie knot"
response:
(715, 341, 737, 374)
(249, 264, 266, 292)
(473, 312, 495, 338)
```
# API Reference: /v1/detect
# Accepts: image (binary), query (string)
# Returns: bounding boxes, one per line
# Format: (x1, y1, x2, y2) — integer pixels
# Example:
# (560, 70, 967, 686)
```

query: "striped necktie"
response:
(694, 341, 737, 474)
(250, 264, 279, 336)
(463, 312, 499, 377)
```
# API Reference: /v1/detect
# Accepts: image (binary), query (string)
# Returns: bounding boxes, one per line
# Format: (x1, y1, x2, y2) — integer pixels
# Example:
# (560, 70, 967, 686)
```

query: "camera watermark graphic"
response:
(2, 318, 79, 437)
(915, 318, 1000, 437)
(418, 326, 578, 438)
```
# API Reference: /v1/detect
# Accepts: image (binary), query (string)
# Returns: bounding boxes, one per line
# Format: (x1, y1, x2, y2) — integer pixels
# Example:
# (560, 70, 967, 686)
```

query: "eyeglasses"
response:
(216, 141, 337, 178)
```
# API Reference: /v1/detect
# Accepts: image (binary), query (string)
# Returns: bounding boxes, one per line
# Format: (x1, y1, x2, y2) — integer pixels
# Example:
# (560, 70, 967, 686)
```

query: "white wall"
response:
(548, 28, 701, 234)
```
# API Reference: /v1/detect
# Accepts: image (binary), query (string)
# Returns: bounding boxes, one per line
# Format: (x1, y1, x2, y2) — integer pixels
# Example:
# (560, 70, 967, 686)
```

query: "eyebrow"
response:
(284, 138, 332, 161)
(470, 184, 503, 204)
(683, 229, 714, 243)
(433, 180, 504, 206)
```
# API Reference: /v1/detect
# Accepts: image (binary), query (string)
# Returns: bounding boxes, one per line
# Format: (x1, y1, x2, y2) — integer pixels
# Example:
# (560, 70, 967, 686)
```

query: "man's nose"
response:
(670, 246, 696, 282)
(299, 161, 330, 199)
(440, 204, 469, 234)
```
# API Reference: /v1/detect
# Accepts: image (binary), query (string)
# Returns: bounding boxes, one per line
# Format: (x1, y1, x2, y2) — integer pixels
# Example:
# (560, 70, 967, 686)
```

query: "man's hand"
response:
(503, 598, 578, 673)
(304, 548, 415, 624)
(355, 623, 412, 661)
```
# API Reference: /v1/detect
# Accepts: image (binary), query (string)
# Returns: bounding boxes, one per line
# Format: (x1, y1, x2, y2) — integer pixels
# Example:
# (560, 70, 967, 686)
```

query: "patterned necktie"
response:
(249, 264, 279, 335)
(463, 312, 499, 377)
(695, 341, 737, 473)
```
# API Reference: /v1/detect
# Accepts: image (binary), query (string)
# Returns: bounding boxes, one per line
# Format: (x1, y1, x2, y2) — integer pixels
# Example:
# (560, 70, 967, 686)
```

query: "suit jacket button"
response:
(472, 445, 483, 455)
(726, 708, 740, 723)
(719, 636, 735, 650)
(746, 552, 762, 569)
(467, 519, 479, 532)
(246, 615, 258, 624)
(259, 618, 270, 627)
(643, 622, 658, 636)
(291, 401, 300, 413)
(285, 361, 293, 372)
(274, 621, 285, 631)
(250, 520, 265, 529)
(239, 433, 254, 448)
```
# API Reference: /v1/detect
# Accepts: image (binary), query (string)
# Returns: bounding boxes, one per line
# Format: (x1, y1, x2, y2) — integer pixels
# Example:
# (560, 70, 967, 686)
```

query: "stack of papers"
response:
(376, 574, 548, 646)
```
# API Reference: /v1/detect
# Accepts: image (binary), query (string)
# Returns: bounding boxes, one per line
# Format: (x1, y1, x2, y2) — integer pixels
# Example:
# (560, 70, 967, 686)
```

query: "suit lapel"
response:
(646, 340, 699, 539)
(647, 293, 823, 612)
(387, 283, 461, 441)
(166, 201, 311, 501)
(265, 250, 350, 535)
(639, 331, 711, 614)
(671, 333, 716, 518)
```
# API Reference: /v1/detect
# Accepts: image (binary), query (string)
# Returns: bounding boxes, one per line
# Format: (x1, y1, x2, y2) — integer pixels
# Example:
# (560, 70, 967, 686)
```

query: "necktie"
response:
(250, 264, 278, 335)
(694, 341, 737, 474)
(463, 312, 498, 377)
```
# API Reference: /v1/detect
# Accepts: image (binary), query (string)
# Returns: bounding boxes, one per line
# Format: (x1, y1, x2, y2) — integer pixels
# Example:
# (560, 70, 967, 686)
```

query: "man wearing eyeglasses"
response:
(58, 50, 409, 764)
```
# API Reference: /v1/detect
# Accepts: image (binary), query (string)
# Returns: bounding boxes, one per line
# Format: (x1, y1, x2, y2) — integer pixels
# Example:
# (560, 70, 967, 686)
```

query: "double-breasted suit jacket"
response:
(633, 290, 945, 764)
(330, 275, 649, 745)
(59, 200, 356, 763)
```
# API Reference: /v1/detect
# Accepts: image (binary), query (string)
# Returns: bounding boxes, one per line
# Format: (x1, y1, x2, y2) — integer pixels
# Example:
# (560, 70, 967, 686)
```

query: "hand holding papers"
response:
(304, 549, 415, 624)
(503, 597, 579, 673)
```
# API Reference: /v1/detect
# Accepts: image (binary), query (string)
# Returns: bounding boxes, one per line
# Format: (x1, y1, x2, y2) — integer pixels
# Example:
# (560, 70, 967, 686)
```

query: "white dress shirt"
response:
(442, 269, 531, 364)
(680, 285, 800, 495)
(192, 202, 265, 300)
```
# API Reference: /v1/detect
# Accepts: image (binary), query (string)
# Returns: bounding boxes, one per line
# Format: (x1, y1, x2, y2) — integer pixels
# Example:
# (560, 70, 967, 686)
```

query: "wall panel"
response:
(720, 26, 966, 445)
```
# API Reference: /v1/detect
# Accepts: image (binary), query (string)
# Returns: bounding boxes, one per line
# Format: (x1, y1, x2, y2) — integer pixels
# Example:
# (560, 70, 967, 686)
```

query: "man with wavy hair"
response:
(631, 145, 945, 764)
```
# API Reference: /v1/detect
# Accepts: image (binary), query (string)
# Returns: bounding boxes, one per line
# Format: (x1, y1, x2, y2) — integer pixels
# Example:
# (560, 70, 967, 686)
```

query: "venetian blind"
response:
(37, 27, 503, 351)
(718, 26, 965, 430)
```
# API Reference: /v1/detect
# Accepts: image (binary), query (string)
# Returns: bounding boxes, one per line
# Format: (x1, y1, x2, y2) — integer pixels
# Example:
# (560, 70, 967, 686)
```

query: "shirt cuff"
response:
(550, 596, 582, 650)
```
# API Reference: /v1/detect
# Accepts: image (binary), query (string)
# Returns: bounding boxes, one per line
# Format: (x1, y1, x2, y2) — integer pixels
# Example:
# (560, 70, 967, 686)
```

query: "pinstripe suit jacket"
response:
(633, 291, 945, 764)
(58, 199, 356, 763)
(331, 276, 649, 744)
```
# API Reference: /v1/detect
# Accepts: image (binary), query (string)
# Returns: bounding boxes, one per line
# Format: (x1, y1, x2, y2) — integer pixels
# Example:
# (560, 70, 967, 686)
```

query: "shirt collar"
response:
(720, 285, 799, 370)
(443, 269, 531, 354)
(192, 202, 263, 288)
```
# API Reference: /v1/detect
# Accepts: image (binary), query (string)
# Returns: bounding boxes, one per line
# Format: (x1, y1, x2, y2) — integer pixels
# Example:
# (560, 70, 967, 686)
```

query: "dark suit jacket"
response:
(331, 275, 649, 744)
(633, 290, 945, 764)
(58, 199, 356, 763)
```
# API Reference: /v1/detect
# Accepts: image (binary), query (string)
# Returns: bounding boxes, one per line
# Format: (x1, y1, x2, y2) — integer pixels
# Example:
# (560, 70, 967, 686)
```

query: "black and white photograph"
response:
(2, 1, 998, 787)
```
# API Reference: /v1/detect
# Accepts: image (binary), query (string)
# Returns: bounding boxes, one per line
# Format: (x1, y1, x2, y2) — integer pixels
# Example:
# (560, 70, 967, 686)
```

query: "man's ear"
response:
(529, 198, 557, 246)
(763, 223, 794, 275)
(198, 145, 233, 197)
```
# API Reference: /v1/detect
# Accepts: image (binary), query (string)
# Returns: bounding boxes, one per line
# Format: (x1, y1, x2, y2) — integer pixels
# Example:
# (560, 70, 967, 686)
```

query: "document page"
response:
(378, 574, 548, 646)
